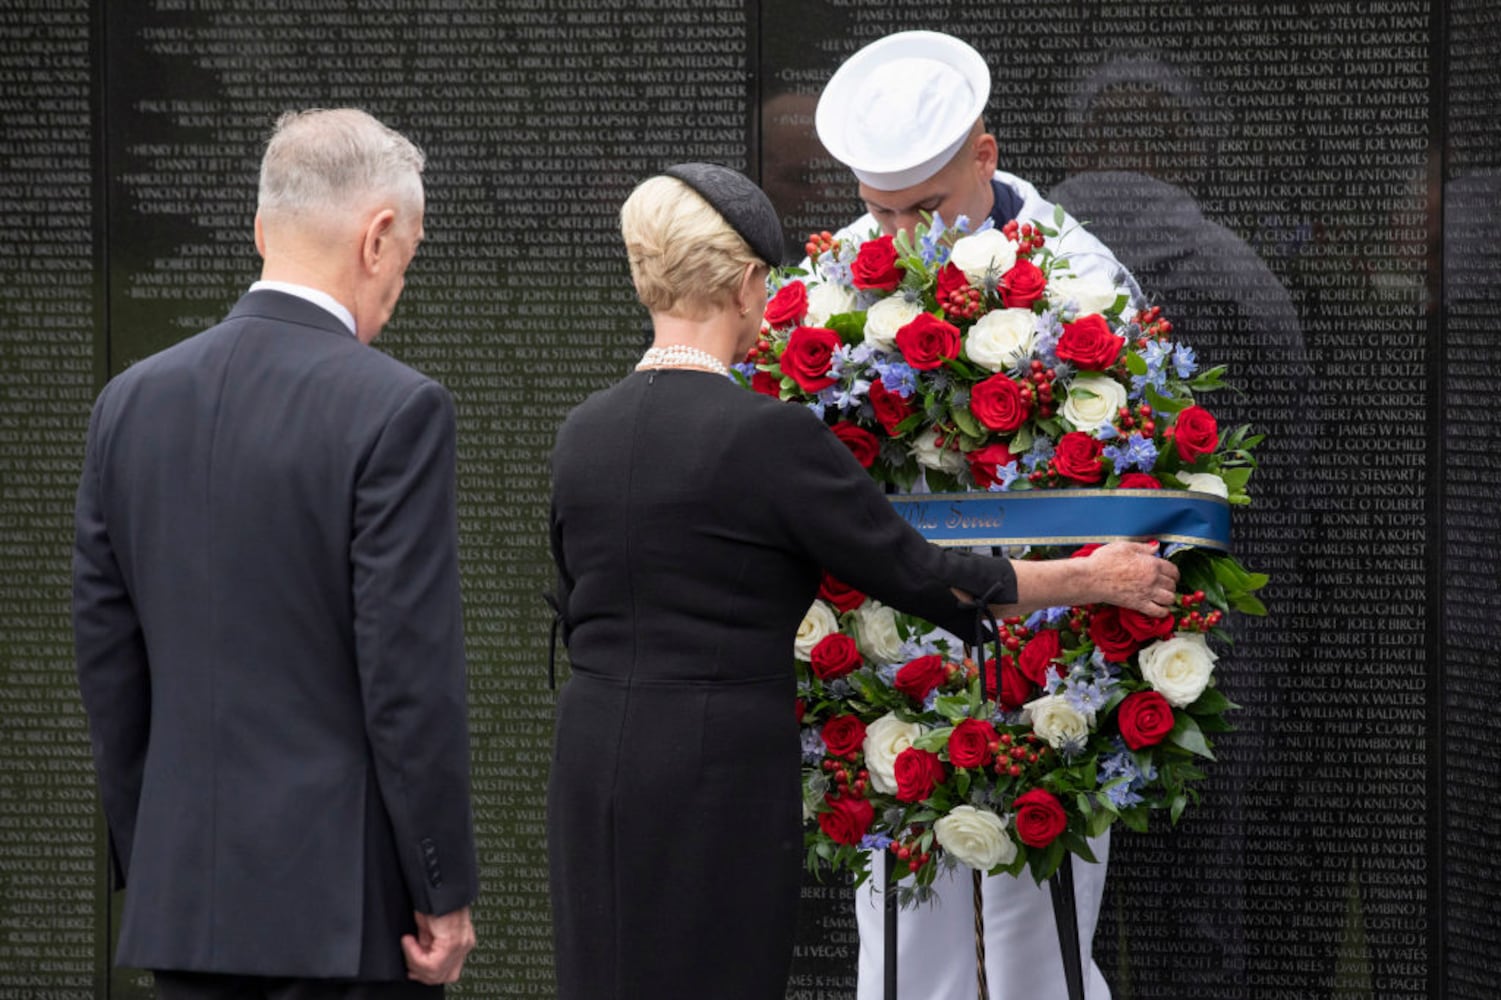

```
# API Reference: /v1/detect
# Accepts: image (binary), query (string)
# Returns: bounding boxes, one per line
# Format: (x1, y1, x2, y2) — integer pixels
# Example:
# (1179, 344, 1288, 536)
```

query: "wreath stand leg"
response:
(883, 852, 899, 1000)
(1048, 854, 1087, 1000)
(972, 869, 989, 1000)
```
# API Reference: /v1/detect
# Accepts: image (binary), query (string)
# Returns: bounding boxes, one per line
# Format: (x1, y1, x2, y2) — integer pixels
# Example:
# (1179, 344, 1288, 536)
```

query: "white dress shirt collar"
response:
(249, 280, 357, 337)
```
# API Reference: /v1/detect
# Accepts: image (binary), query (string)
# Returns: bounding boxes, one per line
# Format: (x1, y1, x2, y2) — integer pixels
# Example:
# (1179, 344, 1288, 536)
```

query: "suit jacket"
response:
(72, 290, 477, 979)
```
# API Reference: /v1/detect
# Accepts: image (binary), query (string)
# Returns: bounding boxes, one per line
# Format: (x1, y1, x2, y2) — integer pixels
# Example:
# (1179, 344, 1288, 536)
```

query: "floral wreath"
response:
(735, 209, 1268, 896)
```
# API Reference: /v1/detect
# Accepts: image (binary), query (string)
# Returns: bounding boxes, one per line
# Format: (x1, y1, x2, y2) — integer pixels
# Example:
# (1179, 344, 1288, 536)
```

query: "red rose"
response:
(966, 442, 1019, 489)
(1070, 543, 1103, 559)
(893, 747, 946, 803)
(1118, 472, 1161, 489)
(1056, 314, 1124, 370)
(764, 281, 808, 329)
(998, 259, 1047, 309)
(809, 633, 862, 681)
(818, 572, 866, 613)
(868, 379, 916, 435)
(1170, 405, 1219, 464)
(821, 714, 868, 757)
(969, 374, 1031, 433)
(850, 235, 904, 290)
(894, 313, 961, 370)
(1013, 788, 1068, 847)
(1089, 606, 1143, 661)
(819, 794, 874, 845)
(831, 421, 880, 468)
(948, 718, 999, 769)
(1053, 431, 1104, 484)
(780, 326, 841, 393)
(935, 262, 973, 318)
(751, 370, 781, 397)
(1017, 629, 1064, 686)
(991, 657, 1034, 711)
(1117, 690, 1176, 750)
(795, 698, 806, 724)
(1119, 606, 1175, 643)
(894, 653, 948, 702)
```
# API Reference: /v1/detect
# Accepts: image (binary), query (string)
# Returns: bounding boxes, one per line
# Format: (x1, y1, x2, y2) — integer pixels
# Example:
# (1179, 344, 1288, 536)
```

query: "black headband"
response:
(662, 162, 785, 267)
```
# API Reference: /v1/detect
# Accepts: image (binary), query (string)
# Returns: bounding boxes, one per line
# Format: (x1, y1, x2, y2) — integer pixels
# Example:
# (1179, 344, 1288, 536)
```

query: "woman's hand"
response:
(1080, 541, 1180, 616)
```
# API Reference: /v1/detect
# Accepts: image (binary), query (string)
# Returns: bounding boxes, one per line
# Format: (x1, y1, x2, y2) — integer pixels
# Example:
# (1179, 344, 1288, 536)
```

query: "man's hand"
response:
(402, 906, 476, 985)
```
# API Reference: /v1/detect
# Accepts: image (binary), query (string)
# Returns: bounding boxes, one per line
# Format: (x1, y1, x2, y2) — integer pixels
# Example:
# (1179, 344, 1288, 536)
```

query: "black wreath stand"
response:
(881, 586, 1086, 1000)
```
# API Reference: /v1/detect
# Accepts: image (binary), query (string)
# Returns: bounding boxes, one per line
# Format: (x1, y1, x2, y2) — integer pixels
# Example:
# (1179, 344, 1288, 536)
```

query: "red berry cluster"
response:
(937, 282, 983, 320)
(889, 836, 933, 874)
(995, 731, 1050, 779)
(1133, 305, 1174, 347)
(820, 757, 870, 796)
(1116, 403, 1156, 437)
(1019, 360, 1057, 417)
(804, 229, 836, 259)
(743, 334, 774, 366)
(1176, 590, 1224, 633)
(946, 656, 981, 686)
(1002, 219, 1046, 257)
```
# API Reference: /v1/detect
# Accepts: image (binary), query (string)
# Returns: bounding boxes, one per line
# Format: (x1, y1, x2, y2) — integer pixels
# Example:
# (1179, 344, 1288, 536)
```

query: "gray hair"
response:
(257, 108, 425, 221)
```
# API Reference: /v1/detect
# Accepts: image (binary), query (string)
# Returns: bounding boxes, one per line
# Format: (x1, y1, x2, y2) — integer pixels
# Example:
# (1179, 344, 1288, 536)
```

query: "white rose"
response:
(965, 308, 1036, 372)
(863, 713, 923, 795)
(1024, 693, 1094, 750)
(934, 806, 1017, 871)
(1178, 471, 1229, 498)
(805, 281, 858, 326)
(1061, 373, 1128, 432)
(793, 600, 839, 660)
(910, 429, 964, 474)
(852, 600, 904, 664)
(863, 295, 925, 353)
(1048, 271, 1122, 315)
(949, 229, 1018, 286)
(1138, 633, 1218, 707)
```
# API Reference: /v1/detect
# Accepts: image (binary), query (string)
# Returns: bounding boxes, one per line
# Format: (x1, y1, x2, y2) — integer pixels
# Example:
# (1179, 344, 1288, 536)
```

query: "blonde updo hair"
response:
(620, 175, 766, 317)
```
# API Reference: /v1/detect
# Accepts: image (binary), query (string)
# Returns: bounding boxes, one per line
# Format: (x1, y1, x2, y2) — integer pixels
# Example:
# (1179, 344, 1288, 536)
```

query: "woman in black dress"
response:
(546, 164, 1177, 1000)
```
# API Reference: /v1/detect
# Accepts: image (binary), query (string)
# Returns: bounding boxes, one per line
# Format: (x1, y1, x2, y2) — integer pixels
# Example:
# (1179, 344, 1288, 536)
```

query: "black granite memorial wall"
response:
(0, 0, 1494, 997)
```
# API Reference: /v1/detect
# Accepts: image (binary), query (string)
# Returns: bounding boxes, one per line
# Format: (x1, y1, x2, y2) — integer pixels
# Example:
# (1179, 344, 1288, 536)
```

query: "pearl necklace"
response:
(636, 344, 729, 377)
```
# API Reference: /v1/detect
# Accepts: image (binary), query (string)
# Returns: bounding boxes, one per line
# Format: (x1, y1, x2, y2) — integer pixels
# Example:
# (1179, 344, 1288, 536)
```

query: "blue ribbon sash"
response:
(890, 489, 1231, 551)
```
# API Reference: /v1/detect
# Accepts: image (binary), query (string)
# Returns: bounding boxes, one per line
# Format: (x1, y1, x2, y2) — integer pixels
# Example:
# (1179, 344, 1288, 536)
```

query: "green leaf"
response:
(1118, 806, 1149, 834)
(1188, 687, 1232, 715)
(1170, 793, 1188, 824)
(956, 770, 972, 798)
(914, 726, 955, 751)
(1125, 350, 1148, 376)
(1145, 382, 1187, 414)
(1168, 714, 1216, 761)
(951, 406, 983, 439)
(1231, 593, 1268, 616)
(1053, 203, 1066, 228)
(826, 311, 867, 343)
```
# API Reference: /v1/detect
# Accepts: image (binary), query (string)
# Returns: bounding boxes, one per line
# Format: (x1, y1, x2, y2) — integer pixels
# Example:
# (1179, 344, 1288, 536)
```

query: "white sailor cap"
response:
(815, 31, 991, 192)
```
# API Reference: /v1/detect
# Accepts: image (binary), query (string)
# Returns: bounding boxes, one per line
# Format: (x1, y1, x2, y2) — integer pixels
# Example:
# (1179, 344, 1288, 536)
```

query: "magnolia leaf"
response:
(951, 406, 983, 438)
(1188, 687, 1232, 715)
(1145, 382, 1187, 414)
(914, 726, 954, 751)
(1232, 592, 1268, 616)
(1118, 806, 1150, 834)
(1059, 831, 1097, 863)
(1168, 715, 1216, 760)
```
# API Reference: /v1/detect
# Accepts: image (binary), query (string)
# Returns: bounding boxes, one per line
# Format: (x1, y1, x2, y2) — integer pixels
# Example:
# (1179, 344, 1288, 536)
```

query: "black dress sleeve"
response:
(746, 402, 1017, 636)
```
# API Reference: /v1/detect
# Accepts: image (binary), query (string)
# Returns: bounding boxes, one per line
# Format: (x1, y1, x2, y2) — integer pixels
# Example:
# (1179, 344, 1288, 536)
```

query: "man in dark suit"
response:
(72, 108, 477, 999)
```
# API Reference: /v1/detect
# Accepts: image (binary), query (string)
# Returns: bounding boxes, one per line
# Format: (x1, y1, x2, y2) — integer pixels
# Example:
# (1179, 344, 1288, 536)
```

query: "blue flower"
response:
(860, 832, 895, 851)
(986, 461, 1022, 492)
(832, 378, 872, 411)
(800, 728, 827, 764)
(876, 361, 919, 398)
(1025, 606, 1072, 631)
(732, 361, 757, 380)
(1141, 339, 1172, 371)
(1021, 437, 1056, 472)
(1104, 433, 1159, 473)
(1172, 343, 1198, 379)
